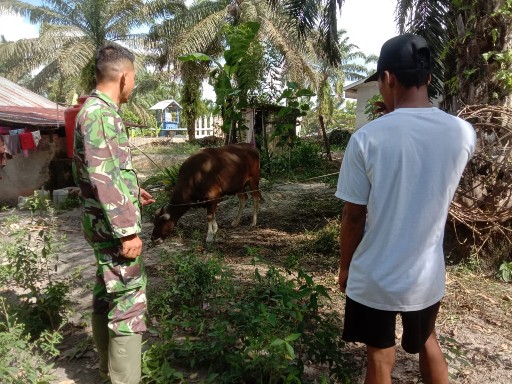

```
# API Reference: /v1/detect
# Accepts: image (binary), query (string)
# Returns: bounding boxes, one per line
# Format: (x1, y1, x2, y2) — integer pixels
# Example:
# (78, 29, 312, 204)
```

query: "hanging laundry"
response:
(0, 135, 6, 167)
(20, 132, 36, 150)
(2, 134, 21, 155)
(31, 130, 42, 146)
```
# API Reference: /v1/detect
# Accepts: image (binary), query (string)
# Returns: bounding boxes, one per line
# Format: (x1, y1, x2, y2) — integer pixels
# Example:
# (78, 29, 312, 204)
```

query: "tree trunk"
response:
(318, 114, 332, 161)
(443, 1, 512, 111)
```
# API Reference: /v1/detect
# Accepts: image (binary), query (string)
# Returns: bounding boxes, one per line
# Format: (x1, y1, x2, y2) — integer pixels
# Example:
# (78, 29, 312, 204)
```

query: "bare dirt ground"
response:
(2, 150, 511, 383)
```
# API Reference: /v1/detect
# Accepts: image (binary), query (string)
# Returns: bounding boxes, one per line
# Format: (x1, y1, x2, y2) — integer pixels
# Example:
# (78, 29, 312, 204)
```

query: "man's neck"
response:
(95, 84, 121, 105)
(393, 85, 431, 109)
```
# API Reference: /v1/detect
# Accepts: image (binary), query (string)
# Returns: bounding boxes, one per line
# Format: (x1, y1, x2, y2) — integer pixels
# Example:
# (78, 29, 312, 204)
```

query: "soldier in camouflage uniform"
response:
(72, 43, 154, 384)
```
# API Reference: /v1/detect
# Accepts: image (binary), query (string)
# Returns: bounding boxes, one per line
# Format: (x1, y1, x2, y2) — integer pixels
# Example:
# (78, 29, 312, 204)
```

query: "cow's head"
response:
(151, 204, 176, 245)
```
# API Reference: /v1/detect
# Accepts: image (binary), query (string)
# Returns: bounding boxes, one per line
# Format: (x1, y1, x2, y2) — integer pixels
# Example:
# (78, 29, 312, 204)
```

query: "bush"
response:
(0, 298, 61, 383)
(0, 204, 72, 336)
(143, 252, 354, 383)
(0, 205, 74, 383)
(141, 165, 181, 220)
(328, 129, 352, 149)
(263, 140, 324, 178)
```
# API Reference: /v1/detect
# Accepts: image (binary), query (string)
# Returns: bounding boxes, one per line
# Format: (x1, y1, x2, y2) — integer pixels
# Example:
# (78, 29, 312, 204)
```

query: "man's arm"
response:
(338, 202, 367, 292)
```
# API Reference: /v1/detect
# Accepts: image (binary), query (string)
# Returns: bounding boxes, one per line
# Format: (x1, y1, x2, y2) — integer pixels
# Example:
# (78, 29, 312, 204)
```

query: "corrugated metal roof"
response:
(0, 77, 58, 108)
(0, 106, 64, 129)
(149, 99, 182, 110)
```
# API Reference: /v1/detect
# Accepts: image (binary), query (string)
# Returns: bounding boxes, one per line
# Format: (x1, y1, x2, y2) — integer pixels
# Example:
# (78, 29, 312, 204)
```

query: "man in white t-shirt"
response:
(335, 34, 476, 384)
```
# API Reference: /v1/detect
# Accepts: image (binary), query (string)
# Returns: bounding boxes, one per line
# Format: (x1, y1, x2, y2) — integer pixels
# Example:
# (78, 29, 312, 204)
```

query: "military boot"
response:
(108, 334, 142, 384)
(91, 313, 110, 381)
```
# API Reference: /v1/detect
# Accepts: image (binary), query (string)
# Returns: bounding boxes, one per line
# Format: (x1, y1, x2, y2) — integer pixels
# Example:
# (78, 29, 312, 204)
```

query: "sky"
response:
(0, 0, 399, 95)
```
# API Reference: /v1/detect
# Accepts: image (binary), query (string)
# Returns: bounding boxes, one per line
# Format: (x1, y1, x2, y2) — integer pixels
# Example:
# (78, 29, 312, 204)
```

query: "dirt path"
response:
(3, 181, 511, 383)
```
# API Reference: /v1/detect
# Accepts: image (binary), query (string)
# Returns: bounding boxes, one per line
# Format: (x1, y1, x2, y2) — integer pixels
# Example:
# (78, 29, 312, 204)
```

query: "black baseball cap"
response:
(364, 34, 431, 83)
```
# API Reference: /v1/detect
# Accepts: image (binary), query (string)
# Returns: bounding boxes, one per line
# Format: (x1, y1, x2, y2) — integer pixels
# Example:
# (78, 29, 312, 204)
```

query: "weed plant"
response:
(0, 201, 72, 336)
(137, 142, 200, 156)
(263, 140, 325, 180)
(0, 200, 75, 382)
(141, 165, 181, 220)
(0, 297, 62, 383)
(143, 249, 354, 383)
(57, 194, 80, 210)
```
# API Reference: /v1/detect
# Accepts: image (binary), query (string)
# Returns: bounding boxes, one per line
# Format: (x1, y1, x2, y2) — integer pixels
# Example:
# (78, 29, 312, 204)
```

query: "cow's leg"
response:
(249, 177, 260, 227)
(232, 192, 248, 227)
(251, 195, 259, 227)
(206, 202, 218, 242)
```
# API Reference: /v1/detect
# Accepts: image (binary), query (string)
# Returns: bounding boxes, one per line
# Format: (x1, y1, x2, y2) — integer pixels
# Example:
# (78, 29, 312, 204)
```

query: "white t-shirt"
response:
(336, 107, 476, 311)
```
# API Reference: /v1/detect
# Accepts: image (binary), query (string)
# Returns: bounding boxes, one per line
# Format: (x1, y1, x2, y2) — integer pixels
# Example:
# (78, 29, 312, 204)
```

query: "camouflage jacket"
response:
(72, 90, 141, 247)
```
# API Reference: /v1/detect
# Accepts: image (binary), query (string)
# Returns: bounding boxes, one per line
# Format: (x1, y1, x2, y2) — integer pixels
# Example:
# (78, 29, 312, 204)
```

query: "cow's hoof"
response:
(152, 238, 163, 245)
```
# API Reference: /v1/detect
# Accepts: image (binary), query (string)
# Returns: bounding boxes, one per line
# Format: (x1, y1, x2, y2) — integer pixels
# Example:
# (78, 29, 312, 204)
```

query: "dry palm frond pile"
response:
(450, 105, 512, 243)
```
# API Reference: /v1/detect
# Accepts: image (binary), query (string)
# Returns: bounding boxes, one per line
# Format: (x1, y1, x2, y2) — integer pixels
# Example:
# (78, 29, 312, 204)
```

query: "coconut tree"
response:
(267, 0, 344, 67)
(0, 0, 182, 100)
(395, 0, 512, 111)
(148, 0, 335, 139)
(311, 29, 374, 160)
(148, 0, 319, 84)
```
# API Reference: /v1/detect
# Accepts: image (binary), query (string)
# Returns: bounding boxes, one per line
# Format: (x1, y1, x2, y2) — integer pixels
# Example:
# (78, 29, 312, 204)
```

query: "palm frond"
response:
(395, 0, 451, 97)
(261, 16, 317, 89)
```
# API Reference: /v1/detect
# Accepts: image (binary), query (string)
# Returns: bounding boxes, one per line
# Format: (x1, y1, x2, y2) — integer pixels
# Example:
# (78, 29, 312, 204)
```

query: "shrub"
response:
(0, 297, 61, 384)
(141, 165, 181, 220)
(0, 205, 72, 337)
(143, 252, 354, 383)
(328, 129, 352, 149)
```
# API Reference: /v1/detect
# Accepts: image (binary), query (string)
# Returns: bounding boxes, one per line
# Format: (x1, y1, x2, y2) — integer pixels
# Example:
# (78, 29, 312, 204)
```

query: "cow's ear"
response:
(162, 213, 171, 220)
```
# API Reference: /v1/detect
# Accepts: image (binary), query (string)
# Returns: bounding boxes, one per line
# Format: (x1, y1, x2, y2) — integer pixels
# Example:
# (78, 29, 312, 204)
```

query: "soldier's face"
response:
(120, 63, 136, 104)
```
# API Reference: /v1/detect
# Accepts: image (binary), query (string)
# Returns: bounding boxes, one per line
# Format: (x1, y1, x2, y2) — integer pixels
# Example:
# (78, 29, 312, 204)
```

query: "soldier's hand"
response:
(120, 234, 142, 259)
(140, 188, 156, 206)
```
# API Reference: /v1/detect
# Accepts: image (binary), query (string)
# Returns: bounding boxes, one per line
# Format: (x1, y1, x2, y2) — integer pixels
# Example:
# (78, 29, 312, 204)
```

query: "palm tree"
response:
(395, 0, 512, 111)
(148, 0, 331, 139)
(0, 0, 180, 100)
(312, 29, 374, 160)
(149, 0, 319, 84)
(266, 0, 344, 67)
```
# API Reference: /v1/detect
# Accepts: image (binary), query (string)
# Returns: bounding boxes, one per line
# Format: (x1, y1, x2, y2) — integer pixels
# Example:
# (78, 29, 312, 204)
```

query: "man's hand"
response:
(338, 268, 349, 293)
(140, 188, 156, 206)
(120, 234, 142, 259)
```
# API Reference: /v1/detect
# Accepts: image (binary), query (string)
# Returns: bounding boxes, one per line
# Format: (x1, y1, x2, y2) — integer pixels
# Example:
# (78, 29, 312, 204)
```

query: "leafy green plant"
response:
(144, 251, 354, 383)
(26, 190, 50, 214)
(364, 94, 384, 121)
(273, 82, 315, 146)
(0, 297, 61, 383)
(498, 261, 512, 282)
(56, 193, 80, 211)
(141, 165, 181, 220)
(0, 207, 71, 336)
(439, 334, 472, 380)
(263, 140, 323, 178)
(179, 21, 264, 142)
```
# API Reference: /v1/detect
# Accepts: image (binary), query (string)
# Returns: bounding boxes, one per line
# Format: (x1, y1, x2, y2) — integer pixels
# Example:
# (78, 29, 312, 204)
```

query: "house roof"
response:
(343, 78, 371, 92)
(0, 77, 65, 129)
(343, 78, 377, 99)
(0, 106, 65, 128)
(149, 99, 182, 111)
(0, 77, 59, 108)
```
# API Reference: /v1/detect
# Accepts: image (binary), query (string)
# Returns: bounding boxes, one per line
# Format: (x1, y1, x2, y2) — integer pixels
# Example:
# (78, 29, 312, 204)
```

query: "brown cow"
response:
(151, 143, 261, 243)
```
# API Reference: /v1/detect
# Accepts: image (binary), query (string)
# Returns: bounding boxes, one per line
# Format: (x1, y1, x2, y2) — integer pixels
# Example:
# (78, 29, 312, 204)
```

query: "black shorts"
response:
(342, 296, 440, 354)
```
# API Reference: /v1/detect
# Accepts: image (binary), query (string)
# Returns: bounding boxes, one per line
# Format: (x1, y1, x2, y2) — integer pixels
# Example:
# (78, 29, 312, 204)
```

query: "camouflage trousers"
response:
(92, 240, 147, 336)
